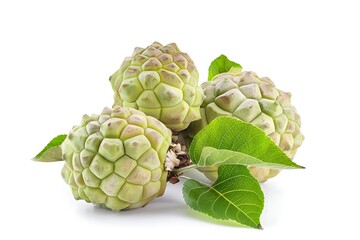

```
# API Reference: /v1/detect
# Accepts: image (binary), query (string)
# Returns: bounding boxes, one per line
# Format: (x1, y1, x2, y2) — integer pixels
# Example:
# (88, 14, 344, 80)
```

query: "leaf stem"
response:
(178, 174, 212, 187)
(172, 164, 198, 174)
(178, 175, 192, 180)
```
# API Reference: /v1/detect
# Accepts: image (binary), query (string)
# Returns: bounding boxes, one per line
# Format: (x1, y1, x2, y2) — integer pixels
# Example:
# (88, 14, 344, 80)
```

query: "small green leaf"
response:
(189, 117, 303, 169)
(34, 134, 67, 162)
(183, 164, 264, 229)
(208, 54, 242, 80)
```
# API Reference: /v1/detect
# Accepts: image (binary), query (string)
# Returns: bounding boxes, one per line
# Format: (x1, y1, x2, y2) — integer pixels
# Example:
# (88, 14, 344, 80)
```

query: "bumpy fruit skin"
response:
(109, 42, 205, 131)
(61, 106, 171, 210)
(188, 71, 304, 182)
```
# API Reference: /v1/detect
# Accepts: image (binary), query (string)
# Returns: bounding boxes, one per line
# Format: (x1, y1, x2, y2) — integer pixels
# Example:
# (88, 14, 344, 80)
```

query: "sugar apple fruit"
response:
(61, 106, 172, 210)
(188, 71, 304, 182)
(109, 42, 205, 131)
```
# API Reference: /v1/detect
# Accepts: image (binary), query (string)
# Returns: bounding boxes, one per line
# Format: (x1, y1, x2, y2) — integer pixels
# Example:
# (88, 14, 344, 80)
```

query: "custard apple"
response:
(109, 42, 205, 131)
(61, 106, 171, 210)
(188, 71, 304, 182)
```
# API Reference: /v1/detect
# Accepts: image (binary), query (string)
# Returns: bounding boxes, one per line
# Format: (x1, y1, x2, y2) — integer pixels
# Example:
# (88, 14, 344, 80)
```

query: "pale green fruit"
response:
(109, 42, 205, 131)
(187, 71, 304, 182)
(61, 106, 171, 210)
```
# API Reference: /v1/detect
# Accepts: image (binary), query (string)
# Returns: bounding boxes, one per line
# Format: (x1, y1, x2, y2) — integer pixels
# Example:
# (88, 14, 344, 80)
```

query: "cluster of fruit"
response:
(35, 42, 303, 214)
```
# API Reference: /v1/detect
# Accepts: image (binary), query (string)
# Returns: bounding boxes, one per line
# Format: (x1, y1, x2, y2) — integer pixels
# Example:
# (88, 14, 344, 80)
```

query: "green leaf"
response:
(208, 54, 242, 80)
(34, 134, 67, 162)
(189, 117, 303, 169)
(198, 146, 301, 169)
(183, 164, 264, 229)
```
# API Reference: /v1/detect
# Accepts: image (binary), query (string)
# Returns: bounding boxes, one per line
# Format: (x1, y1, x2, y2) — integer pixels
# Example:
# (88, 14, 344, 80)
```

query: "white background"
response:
(1, 0, 359, 239)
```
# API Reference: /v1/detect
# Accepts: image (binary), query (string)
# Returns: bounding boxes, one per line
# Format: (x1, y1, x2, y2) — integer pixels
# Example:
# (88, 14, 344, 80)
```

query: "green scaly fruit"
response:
(187, 70, 304, 182)
(59, 106, 171, 210)
(109, 42, 205, 131)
